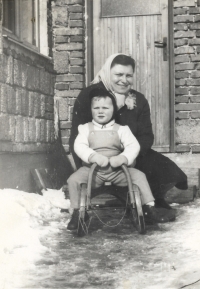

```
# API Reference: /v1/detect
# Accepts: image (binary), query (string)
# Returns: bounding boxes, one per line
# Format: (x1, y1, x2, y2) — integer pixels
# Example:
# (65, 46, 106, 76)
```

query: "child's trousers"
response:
(67, 166, 154, 209)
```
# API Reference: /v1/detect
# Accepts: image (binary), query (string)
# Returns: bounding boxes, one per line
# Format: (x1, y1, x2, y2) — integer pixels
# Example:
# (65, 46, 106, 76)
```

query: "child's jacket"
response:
(74, 120, 140, 166)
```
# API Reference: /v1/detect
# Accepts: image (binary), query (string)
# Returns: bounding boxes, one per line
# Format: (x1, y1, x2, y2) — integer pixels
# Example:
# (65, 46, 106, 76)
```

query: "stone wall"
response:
(174, 0, 200, 153)
(52, 0, 85, 153)
(0, 0, 56, 191)
(0, 41, 55, 153)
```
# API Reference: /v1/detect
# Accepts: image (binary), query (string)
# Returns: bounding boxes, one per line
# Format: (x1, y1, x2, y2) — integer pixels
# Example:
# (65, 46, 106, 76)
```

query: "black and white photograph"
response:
(0, 0, 200, 288)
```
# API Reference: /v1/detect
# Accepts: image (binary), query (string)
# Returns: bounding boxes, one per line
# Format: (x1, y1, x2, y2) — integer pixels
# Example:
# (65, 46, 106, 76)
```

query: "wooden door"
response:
(91, 0, 170, 152)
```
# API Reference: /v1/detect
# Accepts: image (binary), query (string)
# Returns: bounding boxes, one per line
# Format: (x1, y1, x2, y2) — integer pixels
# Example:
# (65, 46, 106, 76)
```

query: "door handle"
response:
(154, 37, 167, 61)
(154, 41, 166, 47)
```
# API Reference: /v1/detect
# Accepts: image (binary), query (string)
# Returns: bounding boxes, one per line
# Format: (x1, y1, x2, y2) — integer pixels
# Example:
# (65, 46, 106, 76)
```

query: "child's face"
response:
(91, 96, 114, 125)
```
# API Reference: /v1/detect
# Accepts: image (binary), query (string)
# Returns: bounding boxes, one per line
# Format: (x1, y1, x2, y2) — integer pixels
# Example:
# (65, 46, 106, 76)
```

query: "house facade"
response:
(0, 0, 200, 191)
(0, 0, 55, 191)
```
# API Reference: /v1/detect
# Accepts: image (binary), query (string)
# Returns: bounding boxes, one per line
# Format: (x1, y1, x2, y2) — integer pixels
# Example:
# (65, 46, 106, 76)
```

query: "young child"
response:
(67, 87, 175, 230)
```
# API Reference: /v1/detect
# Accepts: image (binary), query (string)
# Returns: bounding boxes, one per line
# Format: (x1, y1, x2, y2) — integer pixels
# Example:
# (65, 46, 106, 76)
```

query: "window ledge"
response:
(3, 34, 52, 62)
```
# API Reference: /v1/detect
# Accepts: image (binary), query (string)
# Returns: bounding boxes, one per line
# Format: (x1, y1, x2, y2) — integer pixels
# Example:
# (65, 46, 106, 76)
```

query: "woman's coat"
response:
(69, 82, 188, 196)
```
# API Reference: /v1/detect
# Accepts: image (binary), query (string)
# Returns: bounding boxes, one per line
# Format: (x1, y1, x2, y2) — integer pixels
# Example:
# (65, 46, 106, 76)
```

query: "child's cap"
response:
(89, 86, 114, 99)
(89, 85, 118, 118)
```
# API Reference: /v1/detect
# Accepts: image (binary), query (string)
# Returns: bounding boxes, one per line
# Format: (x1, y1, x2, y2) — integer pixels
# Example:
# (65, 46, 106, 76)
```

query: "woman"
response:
(69, 53, 188, 210)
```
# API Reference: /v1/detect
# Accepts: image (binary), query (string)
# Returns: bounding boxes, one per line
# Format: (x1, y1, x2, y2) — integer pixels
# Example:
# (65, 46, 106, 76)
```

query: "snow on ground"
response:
(115, 201, 200, 289)
(1, 188, 200, 289)
(0, 188, 70, 289)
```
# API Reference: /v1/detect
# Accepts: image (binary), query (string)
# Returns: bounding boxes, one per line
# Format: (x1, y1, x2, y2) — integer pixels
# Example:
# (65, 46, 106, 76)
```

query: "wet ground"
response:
(10, 199, 200, 289)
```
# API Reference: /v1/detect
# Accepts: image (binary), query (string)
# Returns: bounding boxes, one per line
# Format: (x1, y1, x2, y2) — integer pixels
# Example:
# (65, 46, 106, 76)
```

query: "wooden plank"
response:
(118, 17, 122, 53)
(128, 17, 132, 57)
(165, 187, 196, 204)
(91, 194, 123, 207)
(135, 16, 140, 91)
(150, 15, 156, 135)
(66, 154, 77, 172)
(121, 17, 126, 54)
(152, 145, 170, 152)
(147, 16, 151, 107)
(104, 17, 108, 59)
(143, 15, 147, 98)
(111, 17, 115, 54)
(101, 15, 105, 68)
(158, 14, 162, 146)
(30, 168, 53, 193)
(114, 17, 118, 54)
(106, 17, 110, 57)
(125, 16, 129, 55)
(140, 16, 145, 92)
(154, 15, 159, 144)
(168, 0, 175, 152)
(131, 17, 136, 86)
(161, 0, 170, 148)
(85, 0, 94, 85)
(93, 0, 100, 76)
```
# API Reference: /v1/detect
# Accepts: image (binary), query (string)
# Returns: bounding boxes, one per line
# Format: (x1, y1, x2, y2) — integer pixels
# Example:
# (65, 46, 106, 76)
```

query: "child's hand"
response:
(89, 153, 109, 167)
(110, 155, 128, 168)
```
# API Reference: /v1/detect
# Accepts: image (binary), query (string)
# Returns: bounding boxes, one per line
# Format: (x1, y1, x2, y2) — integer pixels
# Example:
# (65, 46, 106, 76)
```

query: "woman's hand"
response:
(110, 155, 128, 168)
(89, 153, 109, 167)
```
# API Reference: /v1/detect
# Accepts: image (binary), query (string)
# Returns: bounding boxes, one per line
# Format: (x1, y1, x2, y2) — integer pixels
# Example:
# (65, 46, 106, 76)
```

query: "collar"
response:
(92, 119, 115, 129)
(115, 93, 125, 110)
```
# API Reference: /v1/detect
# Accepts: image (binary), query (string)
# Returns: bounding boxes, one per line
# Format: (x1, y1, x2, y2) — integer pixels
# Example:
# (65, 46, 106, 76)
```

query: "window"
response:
(101, 0, 160, 17)
(3, 0, 48, 56)
(3, 0, 16, 33)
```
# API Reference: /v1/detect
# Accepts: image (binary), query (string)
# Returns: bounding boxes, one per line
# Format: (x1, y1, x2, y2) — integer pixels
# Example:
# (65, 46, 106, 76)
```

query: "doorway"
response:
(86, 0, 173, 152)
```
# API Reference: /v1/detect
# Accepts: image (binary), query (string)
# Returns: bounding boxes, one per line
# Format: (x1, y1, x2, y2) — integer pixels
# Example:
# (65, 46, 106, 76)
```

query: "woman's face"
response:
(110, 64, 134, 94)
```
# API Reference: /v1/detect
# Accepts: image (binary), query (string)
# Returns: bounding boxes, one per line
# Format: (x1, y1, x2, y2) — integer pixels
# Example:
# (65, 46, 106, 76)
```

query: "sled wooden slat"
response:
(30, 168, 53, 193)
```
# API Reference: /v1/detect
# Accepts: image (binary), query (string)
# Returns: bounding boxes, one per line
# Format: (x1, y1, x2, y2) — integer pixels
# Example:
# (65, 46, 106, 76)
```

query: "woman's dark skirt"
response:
(135, 149, 188, 198)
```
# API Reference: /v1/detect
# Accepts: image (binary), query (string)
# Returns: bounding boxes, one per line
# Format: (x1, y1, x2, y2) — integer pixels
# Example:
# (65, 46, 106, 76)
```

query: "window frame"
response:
(2, 0, 49, 57)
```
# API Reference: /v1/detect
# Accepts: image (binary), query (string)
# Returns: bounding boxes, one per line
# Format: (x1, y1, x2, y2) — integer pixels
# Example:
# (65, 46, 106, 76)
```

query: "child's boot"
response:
(67, 209, 89, 230)
(143, 205, 176, 223)
(67, 209, 79, 230)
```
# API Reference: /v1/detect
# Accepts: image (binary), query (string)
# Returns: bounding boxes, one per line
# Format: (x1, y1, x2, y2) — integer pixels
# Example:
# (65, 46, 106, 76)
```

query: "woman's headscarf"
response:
(91, 53, 126, 94)
(91, 53, 136, 110)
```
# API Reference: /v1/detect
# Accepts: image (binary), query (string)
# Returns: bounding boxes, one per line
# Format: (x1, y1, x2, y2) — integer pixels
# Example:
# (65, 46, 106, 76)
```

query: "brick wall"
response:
(52, 0, 85, 153)
(174, 0, 200, 153)
(0, 41, 55, 153)
(52, 0, 200, 155)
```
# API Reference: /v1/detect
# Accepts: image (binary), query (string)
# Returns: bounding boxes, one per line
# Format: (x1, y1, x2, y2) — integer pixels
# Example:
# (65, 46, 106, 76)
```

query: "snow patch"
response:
(42, 188, 70, 209)
(0, 188, 70, 289)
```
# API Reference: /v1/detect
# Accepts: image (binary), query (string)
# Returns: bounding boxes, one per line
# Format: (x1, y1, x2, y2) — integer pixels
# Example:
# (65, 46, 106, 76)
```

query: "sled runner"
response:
(77, 163, 146, 237)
